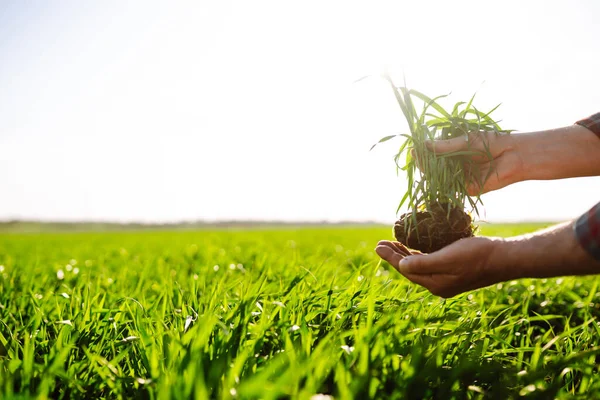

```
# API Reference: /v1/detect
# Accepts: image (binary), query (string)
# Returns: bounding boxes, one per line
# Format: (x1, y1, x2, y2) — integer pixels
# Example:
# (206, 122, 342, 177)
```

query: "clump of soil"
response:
(393, 203, 474, 253)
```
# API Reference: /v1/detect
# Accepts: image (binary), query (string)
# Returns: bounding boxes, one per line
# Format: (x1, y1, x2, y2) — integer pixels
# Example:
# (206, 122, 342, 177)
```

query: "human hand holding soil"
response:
(376, 221, 600, 298)
(375, 238, 503, 298)
(378, 120, 600, 297)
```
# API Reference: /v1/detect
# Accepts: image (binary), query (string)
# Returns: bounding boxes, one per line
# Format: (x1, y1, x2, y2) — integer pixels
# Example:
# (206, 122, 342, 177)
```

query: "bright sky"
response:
(1, 0, 599, 223)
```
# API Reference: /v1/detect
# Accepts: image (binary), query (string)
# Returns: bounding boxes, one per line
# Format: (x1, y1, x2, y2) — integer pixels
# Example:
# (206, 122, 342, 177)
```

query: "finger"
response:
(400, 237, 486, 276)
(467, 155, 515, 196)
(425, 135, 470, 155)
(377, 240, 411, 256)
(376, 240, 410, 257)
(377, 240, 409, 253)
(375, 245, 406, 268)
(426, 132, 491, 156)
(398, 248, 457, 275)
(376, 247, 454, 296)
(392, 241, 425, 256)
(466, 165, 489, 196)
(376, 240, 397, 250)
(390, 241, 412, 257)
(464, 161, 496, 196)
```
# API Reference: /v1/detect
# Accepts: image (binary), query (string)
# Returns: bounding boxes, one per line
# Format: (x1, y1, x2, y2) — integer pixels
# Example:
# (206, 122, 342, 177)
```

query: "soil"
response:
(393, 203, 474, 253)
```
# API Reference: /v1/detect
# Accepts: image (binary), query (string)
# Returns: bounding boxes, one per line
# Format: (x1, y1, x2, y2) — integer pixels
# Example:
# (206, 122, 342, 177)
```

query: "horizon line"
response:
(0, 218, 562, 226)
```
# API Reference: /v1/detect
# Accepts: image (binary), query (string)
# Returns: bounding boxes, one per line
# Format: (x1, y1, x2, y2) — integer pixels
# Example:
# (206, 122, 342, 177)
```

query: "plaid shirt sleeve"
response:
(575, 202, 600, 261)
(575, 112, 600, 138)
(573, 113, 600, 260)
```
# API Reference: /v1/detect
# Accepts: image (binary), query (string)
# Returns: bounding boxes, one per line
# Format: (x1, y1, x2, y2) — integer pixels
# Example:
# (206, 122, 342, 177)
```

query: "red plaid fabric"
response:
(575, 202, 600, 261)
(576, 112, 600, 138)
(573, 113, 600, 260)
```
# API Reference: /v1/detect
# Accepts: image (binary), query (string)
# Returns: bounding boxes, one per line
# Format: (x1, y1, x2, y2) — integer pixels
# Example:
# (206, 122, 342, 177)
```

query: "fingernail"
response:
(375, 246, 392, 258)
(398, 256, 412, 270)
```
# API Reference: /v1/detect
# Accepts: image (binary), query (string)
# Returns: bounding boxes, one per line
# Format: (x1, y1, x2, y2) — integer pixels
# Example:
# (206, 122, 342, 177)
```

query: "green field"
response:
(2, 224, 600, 399)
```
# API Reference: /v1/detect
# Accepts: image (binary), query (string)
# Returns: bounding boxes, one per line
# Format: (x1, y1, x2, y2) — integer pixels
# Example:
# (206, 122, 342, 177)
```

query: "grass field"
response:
(2, 223, 600, 399)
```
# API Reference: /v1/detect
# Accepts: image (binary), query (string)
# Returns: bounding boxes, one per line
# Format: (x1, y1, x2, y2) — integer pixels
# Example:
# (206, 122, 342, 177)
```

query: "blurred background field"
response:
(0, 220, 554, 235)
(3, 223, 600, 399)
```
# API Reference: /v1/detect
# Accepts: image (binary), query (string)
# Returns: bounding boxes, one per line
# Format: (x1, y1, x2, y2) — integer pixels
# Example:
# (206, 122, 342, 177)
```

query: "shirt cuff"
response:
(574, 202, 600, 261)
(575, 112, 600, 139)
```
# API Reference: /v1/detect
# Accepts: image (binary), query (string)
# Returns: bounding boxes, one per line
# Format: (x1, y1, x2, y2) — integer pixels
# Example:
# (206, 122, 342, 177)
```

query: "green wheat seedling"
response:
(371, 74, 511, 231)
(2, 226, 600, 398)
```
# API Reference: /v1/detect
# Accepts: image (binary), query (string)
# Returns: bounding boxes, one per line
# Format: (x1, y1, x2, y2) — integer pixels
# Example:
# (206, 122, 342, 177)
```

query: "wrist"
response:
(485, 237, 522, 283)
(512, 133, 532, 182)
(513, 125, 600, 182)
(498, 221, 599, 280)
(502, 133, 527, 186)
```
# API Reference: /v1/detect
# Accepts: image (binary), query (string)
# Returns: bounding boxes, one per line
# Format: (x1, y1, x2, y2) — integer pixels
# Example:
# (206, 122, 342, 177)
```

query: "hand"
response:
(375, 238, 507, 298)
(423, 131, 524, 196)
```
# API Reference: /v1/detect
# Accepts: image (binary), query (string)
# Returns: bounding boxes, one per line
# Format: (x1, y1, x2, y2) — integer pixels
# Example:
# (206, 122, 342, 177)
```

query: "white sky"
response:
(0, 0, 599, 223)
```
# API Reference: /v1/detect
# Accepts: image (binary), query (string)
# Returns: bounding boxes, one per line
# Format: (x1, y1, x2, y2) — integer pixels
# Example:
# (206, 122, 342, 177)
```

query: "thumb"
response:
(375, 245, 404, 270)
(397, 255, 422, 274)
(398, 252, 447, 275)
(425, 135, 469, 155)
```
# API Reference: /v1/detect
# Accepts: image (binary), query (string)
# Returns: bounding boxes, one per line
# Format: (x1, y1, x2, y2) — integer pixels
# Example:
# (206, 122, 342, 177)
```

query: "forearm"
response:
(514, 124, 600, 181)
(496, 220, 600, 280)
